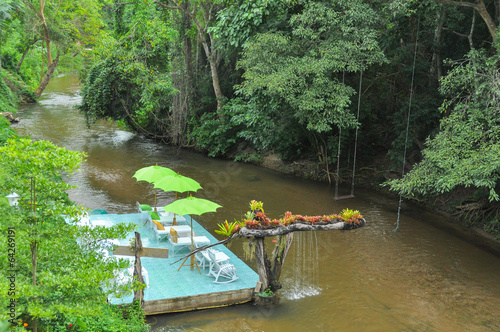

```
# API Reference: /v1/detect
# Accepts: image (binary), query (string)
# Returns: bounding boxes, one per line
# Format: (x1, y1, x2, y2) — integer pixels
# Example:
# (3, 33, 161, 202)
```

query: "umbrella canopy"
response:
(164, 196, 222, 273)
(162, 196, 222, 216)
(132, 165, 176, 212)
(132, 165, 176, 183)
(154, 173, 202, 195)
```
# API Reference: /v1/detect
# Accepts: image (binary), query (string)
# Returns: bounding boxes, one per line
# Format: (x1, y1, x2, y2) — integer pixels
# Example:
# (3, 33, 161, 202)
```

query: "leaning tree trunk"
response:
(200, 38, 224, 110)
(253, 233, 294, 294)
(437, 0, 497, 42)
(35, 54, 59, 98)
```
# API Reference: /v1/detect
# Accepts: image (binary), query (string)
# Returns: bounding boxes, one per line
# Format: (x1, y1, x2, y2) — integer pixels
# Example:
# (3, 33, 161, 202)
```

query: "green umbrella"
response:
(163, 196, 222, 272)
(154, 174, 203, 224)
(154, 173, 202, 199)
(162, 196, 221, 216)
(133, 165, 176, 183)
(133, 165, 176, 212)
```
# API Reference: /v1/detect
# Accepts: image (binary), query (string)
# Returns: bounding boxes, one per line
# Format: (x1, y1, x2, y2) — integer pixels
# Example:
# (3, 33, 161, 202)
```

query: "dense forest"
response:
(1, 0, 499, 237)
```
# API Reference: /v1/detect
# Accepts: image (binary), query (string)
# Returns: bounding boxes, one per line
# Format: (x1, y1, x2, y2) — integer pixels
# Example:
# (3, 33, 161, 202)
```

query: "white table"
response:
(159, 212, 186, 221)
(164, 225, 191, 237)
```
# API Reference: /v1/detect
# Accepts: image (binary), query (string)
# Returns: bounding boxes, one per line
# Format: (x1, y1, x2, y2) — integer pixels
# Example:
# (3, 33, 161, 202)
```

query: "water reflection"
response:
(12, 73, 500, 331)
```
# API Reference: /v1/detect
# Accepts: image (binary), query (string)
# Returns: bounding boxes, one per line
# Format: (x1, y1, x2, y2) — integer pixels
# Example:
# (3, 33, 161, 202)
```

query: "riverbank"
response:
(250, 151, 500, 256)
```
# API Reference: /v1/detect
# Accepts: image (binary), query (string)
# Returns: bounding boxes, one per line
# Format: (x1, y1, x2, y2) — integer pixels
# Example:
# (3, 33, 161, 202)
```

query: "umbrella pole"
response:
(190, 215, 194, 270)
(172, 192, 177, 224)
(154, 187, 157, 213)
(178, 215, 201, 274)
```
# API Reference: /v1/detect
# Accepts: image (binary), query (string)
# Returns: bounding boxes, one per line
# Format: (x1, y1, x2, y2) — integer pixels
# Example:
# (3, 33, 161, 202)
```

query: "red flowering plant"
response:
(221, 201, 364, 231)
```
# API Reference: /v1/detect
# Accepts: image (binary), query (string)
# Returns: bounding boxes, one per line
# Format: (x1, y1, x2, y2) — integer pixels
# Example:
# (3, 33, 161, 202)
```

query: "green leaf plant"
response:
(0, 138, 148, 331)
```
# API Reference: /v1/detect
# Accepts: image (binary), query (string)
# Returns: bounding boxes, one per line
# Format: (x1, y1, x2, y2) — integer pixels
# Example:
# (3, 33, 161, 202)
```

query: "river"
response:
(12, 73, 500, 331)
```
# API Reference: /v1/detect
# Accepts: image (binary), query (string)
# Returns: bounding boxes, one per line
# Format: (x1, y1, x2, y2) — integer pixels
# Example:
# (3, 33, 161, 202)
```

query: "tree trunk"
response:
(431, 8, 445, 84)
(44, 33, 52, 66)
(200, 37, 224, 109)
(437, 0, 497, 42)
(16, 45, 31, 73)
(254, 237, 270, 292)
(468, 10, 476, 49)
(270, 233, 294, 286)
(133, 232, 145, 305)
(17, 39, 38, 72)
(35, 54, 59, 98)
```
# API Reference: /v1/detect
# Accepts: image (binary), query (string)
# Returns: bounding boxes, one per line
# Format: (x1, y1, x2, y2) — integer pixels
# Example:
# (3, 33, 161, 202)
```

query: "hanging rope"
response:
(335, 126, 341, 198)
(334, 70, 363, 200)
(350, 69, 363, 197)
(334, 71, 346, 200)
(394, 17, 420, 232)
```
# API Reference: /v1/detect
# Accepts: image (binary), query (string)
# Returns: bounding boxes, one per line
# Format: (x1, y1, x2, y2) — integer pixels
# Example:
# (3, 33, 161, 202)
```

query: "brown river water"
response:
(12, 73, 500, 331)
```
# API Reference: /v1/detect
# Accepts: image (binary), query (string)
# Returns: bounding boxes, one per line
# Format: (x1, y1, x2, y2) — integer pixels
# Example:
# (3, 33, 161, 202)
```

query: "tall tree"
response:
(436, 0, 497, 42)
(236, 0, 386, 163)
(20, 0, 107, 97)
(155, 0, 225, 109)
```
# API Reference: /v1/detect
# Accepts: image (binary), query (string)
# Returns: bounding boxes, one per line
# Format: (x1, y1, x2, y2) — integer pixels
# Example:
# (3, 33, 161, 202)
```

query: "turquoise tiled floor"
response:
(89, 213, 259, 305)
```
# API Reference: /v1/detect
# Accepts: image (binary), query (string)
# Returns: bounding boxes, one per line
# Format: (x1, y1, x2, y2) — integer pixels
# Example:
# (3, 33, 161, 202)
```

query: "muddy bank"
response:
(257, 152, 500, 256)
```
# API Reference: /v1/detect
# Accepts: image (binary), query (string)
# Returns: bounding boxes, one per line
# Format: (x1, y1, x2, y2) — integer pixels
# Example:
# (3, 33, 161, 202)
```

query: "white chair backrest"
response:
(208, 250, 217, 267)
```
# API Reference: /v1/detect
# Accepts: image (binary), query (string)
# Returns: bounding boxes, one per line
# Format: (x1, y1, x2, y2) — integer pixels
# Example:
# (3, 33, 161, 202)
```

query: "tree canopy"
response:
(2, 0, 500, 235)
(0, 138, 148, 331)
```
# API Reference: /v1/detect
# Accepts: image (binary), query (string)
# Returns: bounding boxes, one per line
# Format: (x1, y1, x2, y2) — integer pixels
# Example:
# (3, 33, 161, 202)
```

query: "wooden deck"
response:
(89, 212, 260, 315)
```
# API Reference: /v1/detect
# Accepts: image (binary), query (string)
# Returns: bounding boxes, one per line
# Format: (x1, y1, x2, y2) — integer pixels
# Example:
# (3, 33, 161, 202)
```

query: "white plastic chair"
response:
(207, 249, 238, 283)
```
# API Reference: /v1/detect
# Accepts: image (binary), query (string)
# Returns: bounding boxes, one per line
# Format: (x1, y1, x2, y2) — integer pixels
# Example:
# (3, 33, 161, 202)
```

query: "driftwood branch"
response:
(169, 219, 366, 266)
(169, 234, 236, 265)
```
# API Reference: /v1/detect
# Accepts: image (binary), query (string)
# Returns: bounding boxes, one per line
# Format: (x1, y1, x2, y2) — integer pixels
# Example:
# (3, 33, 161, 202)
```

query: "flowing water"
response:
(12, 73, 500, 331)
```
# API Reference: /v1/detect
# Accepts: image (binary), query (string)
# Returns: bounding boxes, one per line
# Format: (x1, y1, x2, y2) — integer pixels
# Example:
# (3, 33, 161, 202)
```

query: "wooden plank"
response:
(142, 288, 255, 315)
(333, 194, 355, 200)
(113, 246, 169, 259)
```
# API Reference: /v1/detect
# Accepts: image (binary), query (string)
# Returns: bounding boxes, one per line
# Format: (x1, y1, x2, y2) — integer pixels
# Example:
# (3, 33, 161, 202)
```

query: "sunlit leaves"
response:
(237, 0, 386, 133)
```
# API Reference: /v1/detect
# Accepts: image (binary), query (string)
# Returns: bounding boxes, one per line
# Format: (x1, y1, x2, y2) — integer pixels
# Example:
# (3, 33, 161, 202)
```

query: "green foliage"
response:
(238, 0, 386, 134)
(79, 3, 177, 136)
(0, 138, 148, 331)
(0, 116, 18, 144)
(0, 71, 17, 114)
(214, 219, 242, 237)
(190, 96, 307, 159)
(211, 0, 277, 48)
(189, 100, 243, 157)
(386, 50, 500, 202)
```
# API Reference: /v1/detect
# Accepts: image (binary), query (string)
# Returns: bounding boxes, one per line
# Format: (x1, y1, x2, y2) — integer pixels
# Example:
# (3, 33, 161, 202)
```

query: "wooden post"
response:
(133, 232, 145, 304)
(112, 234, 169, 308)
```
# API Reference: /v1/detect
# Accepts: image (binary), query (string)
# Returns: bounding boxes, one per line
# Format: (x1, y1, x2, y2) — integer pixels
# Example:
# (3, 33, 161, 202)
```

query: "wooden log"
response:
(238, 219, 366, 237)
(169, 219, 366, 266)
